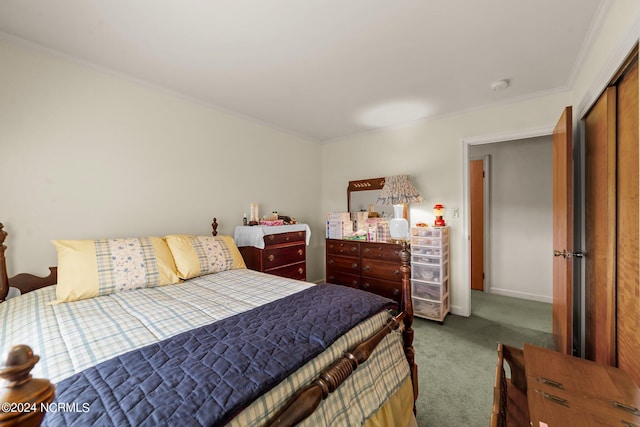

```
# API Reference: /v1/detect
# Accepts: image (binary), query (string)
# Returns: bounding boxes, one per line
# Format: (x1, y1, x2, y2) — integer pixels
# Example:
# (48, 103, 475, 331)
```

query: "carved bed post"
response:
(0, 224, 9, 303)
(0, 345, 54, 427)
(266, 314, 405, 427)
(399, 240, 418, 408)
(211, 218, 218, 236)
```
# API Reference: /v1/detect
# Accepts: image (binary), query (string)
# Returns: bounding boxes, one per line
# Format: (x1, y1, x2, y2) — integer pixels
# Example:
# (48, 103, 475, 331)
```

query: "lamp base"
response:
(389, 217, 409, 240)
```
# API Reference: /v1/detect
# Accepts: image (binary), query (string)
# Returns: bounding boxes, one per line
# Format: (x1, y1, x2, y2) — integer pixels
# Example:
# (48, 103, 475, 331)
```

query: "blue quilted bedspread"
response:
(41, 283, 395, 427)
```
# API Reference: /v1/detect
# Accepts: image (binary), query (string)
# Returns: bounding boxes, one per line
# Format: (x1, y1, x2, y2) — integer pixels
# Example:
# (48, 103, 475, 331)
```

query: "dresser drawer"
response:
(326, 270, 360, 288)
(263, 231, 306, 246)
(326, 254, 360, 273)
(266, 262, 306, 281)
(361, 243, 402, 260)
(361, 278, 402, 304)
(326, 239, 360, 256)
(361, 259, 402, 283)
(263, 244, 305, 269)
(324, 238, 407, 305)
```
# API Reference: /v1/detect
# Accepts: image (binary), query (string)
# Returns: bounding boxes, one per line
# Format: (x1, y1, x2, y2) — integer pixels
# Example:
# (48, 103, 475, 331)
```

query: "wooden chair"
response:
(490, 343, 530, 427)
(490, 343, 507, 427)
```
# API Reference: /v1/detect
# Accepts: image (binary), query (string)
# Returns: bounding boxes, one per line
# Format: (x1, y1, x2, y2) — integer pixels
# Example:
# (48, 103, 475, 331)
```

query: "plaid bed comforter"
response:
(1, 269, 410, 426)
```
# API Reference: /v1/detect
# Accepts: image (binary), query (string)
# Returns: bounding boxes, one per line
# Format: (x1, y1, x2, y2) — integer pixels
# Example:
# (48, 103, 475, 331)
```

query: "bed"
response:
(0, 219, 418, 427)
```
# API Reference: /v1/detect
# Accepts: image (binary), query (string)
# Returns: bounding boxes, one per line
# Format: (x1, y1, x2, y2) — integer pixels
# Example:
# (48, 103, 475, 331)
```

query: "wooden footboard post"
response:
(399, 240, 418, 409)
(0, 224, 9, 303)
(0, 345, 55, 427)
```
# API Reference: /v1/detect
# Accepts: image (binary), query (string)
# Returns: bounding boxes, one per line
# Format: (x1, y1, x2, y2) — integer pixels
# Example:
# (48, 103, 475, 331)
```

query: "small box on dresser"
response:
(411, 226, 450, 323)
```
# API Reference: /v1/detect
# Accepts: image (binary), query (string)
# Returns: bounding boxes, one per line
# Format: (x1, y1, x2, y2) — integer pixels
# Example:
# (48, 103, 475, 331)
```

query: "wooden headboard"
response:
(0, 218, 219, 302)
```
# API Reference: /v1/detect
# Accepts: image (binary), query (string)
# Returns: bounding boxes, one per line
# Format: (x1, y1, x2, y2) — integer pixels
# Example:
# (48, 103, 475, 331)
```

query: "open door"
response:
(552, 106, 574, 355)
(470, 159, 485, 291)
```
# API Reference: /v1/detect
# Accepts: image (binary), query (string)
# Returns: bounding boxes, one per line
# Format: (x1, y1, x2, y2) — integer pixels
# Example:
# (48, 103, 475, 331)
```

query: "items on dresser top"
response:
(326, 212, 391, 241)
(410, 226, 450, 322)
(325, 239, 404, 306)
(234, 225, 310, 280)
(234, 224, 311, 248)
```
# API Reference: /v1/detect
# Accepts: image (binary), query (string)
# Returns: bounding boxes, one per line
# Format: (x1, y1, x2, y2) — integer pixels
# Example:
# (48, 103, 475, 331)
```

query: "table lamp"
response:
(375, 175, 423, 240)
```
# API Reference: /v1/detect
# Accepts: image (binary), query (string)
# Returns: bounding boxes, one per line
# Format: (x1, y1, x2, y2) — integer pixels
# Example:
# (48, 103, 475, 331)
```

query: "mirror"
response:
(347, 177, 394, 219)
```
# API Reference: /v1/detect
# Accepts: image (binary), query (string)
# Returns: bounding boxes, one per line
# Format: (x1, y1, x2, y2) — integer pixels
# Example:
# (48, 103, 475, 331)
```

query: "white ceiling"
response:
(0, 0, 606, 142)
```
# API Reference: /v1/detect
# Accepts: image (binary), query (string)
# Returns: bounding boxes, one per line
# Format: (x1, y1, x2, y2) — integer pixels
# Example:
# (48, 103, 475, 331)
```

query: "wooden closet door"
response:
(583, 86, 617, 365)
(616, 59, 639, 386)
(552, 106, 574, 355)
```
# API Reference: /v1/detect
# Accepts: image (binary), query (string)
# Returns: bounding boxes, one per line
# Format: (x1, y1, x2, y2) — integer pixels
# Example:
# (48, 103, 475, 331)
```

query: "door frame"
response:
(460, 126, 554, 316)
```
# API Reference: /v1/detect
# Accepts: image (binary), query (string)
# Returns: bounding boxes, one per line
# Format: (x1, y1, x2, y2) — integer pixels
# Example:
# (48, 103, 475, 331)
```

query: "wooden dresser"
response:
(325, 238, 404, 305)
(239, 230, 306, 280)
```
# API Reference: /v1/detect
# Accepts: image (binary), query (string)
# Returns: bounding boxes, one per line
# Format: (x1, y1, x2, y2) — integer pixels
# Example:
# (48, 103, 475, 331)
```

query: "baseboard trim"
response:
(450, 304, 466, 317)
(486, 288, 552, 304)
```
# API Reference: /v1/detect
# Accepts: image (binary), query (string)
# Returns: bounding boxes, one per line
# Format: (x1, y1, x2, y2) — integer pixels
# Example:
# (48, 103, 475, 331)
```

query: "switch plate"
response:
(452, 208, 460, 218)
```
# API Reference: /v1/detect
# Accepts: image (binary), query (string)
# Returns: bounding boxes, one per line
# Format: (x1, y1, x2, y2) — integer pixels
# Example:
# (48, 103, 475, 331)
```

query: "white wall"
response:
(0, 37, 326, 281)
(321, 0, 640, 316)
(470, 136, 553, 303)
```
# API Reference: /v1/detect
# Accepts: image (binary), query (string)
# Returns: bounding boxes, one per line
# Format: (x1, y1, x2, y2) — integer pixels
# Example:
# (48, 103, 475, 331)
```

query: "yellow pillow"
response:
(164, 235, 246, 279)
(52, 237, 180, 303)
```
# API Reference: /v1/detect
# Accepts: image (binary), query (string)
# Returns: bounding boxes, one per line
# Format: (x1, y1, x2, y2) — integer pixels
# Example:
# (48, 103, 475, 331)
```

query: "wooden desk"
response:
(524, 344, 640, 426)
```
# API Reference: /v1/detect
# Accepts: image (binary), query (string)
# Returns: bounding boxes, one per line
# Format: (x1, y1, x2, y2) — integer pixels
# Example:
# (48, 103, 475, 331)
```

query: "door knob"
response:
(554, 250, 585, 259)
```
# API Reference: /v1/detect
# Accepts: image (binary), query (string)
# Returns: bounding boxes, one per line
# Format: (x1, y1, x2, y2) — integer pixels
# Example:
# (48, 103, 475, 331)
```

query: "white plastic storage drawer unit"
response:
(410, 226, 450, 323)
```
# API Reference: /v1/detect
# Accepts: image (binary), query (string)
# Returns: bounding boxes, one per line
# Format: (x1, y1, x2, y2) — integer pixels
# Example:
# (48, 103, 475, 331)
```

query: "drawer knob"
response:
(351, 263, 358, 270)
(351, 280, 359, 287)
(328, 259, 334, 265)
(285, 236, 290, 241)
(267, 235, 275, 241)
(392, 288, 400, 296)
(362, 282, 370, 289)
(363, 265, 371, 271)
(393, 270, 400, 276)
(267, 254, 275, 262)
(297, 249, 303, 256)
(298, 267, 304, 274)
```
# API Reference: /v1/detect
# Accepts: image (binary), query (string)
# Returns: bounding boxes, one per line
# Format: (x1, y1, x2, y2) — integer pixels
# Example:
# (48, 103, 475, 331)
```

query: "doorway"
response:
(461, 128, 555, 316)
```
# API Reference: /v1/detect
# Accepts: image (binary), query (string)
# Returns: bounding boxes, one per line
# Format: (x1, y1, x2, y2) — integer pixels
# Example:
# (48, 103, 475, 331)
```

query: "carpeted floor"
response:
(412, 291, 553, 427)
